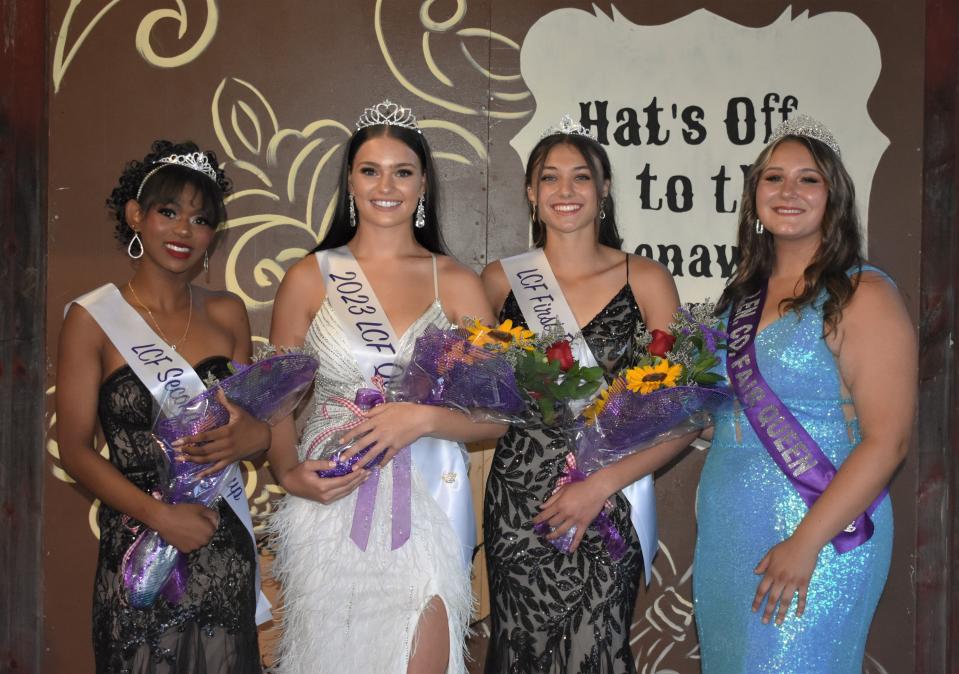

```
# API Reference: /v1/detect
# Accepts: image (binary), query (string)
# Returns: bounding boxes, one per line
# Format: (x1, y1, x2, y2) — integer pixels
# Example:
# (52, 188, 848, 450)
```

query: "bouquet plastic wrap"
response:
(313, 320, 604, 476)
(388, 325, 528, 421)
(535, 302, 733, 558)
(122, 352, 318, 608)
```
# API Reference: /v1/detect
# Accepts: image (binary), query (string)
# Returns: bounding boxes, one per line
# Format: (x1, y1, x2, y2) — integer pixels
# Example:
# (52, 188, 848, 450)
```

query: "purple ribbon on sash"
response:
(726, 283, 886, 554)
(340, 388, 412, 552)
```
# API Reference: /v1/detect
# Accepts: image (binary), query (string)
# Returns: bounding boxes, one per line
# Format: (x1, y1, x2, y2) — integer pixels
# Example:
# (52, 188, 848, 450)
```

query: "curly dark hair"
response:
(525, 133, 623, 249)
(107, 139, 232, 247)
(715, 135, 863, 336)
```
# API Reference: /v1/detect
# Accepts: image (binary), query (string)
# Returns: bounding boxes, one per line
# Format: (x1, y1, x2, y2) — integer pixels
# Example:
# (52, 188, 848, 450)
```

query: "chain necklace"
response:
(127, 281, 193, 350)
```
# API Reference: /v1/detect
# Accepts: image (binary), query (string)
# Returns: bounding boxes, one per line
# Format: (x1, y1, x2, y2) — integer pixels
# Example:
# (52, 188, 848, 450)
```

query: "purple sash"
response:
(726, 283, 886, 553)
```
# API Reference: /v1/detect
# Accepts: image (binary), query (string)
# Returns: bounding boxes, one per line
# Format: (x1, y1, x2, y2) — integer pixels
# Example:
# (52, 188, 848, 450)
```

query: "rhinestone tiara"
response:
(767, 114, 841, 156)
(355, 99, 421, 133)
(136, 151, 219, 200)
(540, 114, 598, 141)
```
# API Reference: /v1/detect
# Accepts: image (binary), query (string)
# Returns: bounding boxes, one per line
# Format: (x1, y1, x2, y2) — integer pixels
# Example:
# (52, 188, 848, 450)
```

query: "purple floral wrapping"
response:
(576, 384, 732, 474)
(387, 325, 527, 422)
(537, 384, 732, 558)
(122, 353, 318, 609)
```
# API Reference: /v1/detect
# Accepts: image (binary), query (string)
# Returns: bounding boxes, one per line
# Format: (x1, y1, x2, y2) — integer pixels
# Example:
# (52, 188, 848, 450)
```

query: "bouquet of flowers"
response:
(122, 352, 318, 608)
(314, 319, 605, 475)
(535, 302, 732, 558)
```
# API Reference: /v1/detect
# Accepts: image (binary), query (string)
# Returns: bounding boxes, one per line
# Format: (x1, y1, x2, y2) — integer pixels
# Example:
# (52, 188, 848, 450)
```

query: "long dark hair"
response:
(312, 124, 446, 254)
(107, 140, 231, 247)
(716, 135, 863, 335)
(525, 133, 623, 249)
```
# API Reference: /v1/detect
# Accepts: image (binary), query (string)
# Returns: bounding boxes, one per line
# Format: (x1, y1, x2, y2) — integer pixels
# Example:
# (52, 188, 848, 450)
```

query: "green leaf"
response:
(694, 372, 726, 385)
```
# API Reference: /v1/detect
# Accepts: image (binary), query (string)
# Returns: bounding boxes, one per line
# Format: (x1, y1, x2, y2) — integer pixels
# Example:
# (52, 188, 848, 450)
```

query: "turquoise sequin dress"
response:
(693, 275, 893, 673)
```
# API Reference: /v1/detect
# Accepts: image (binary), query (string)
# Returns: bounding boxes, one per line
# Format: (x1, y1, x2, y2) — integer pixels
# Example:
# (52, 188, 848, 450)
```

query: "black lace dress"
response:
(484, 287, 646, 674)
(94, 356, 261, 674)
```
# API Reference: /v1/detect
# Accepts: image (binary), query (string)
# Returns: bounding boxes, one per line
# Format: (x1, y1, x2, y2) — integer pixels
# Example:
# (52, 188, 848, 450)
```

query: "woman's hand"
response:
(175, 389, 272, 476)
(280, 459, 370, 505)
(752, 534, 821, 625)
(338, 402, 436, 469)
(151, 502, 220, 553)
(531, 473, 613, 553)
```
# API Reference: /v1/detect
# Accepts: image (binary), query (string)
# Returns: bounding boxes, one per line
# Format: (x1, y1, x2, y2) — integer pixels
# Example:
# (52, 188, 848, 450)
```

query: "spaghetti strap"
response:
(431, 254, 439, 300)
(625, 252, 630, 283)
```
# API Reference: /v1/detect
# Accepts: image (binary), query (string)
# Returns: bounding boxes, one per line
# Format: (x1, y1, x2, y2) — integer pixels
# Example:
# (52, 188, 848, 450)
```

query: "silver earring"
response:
(349, 194, 356, 227)
(415, 195, 426, 229)
(203, 251, 209, 272)
(127, 231, 143, 259)
(530, 203, 538, 224)
(599, 197, 607, 221)
(755, 219, 764, 234)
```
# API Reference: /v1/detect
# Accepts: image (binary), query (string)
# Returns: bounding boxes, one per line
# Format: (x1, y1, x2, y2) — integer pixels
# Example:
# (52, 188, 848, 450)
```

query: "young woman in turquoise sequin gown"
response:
(693, 121, 916, 672)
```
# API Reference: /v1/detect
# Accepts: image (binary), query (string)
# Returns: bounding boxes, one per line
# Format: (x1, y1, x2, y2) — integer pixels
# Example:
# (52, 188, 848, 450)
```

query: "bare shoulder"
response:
(626, 253, 679, 300)
(624, 253, 680, 328)
(436, 255, 483, 292)
(60, 301, 106, 348)
(436, 255, 495, 324)
(277, 253, 326, 311)
(844, 270, 910, 324)
(436, 254, 479, 278)
(480, 259, 508, 289)
(626, 253, 674, 287)
(281, 253, 324, 292)
(196, 285, 248, 330)
(480, 259, 510, 314)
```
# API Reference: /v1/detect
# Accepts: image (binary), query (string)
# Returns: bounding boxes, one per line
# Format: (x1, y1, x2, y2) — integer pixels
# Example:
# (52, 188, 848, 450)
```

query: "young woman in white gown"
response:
(267, 101, 505, 674)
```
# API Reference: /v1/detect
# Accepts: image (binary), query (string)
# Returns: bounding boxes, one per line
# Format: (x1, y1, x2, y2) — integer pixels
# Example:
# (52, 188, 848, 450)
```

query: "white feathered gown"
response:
(269, 299, 472, 674)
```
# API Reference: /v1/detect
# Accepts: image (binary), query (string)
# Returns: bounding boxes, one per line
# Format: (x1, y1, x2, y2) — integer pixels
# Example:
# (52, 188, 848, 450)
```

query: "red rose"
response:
(545, 340, 575, 371)
(648, 329, 676, 358)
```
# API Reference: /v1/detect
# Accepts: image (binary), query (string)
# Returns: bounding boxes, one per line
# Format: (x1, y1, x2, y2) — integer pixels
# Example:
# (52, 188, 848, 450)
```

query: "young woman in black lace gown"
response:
(481, 124, 696, 673)
(56, 141, 270, 673)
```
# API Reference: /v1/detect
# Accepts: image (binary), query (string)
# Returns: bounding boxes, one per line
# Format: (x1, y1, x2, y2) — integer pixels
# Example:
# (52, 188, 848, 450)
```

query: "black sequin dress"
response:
(484, 286, 646, 674)
(93, 356, 261, 674)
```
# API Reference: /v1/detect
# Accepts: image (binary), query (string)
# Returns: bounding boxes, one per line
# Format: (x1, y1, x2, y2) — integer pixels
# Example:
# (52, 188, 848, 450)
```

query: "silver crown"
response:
(136, 151, 218, 200)
(540, 114, 597, 140)
(355, 100, 420, 133)
(767, 114, 841, 156)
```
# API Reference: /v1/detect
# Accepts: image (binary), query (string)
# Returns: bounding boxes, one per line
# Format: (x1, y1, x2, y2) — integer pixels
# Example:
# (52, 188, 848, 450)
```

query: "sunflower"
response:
(582, 386, 612, 424)
(625, 359, 683, 395)
(437, 340, 477, 374)
(466, 319, 534, 351)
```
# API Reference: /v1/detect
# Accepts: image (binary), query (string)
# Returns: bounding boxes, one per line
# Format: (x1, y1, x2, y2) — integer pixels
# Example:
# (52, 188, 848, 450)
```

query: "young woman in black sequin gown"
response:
(481, 126, 696, 673)
(56, 141, 270, 673)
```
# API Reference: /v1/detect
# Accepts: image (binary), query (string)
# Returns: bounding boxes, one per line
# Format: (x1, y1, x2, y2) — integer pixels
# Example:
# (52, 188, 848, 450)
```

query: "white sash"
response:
(499, 249, 658, 582)
(316, 247, 477, 568)
(69, 284, 272, 623)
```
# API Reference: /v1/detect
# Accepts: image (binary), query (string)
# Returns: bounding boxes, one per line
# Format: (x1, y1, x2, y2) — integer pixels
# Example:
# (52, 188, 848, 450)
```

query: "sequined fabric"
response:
(693, 288, 893, 673)
(484, 286, 645, 674)
(94, 356, 261, 674)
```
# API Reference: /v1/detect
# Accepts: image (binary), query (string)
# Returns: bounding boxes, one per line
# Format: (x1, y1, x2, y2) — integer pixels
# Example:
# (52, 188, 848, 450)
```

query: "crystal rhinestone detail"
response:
(540, 114, 598, 140)
(355, 99, 420, 132)
(154, 152, 219, 181)
(136, 151, 219, 200)
(767, 114, 841, 156)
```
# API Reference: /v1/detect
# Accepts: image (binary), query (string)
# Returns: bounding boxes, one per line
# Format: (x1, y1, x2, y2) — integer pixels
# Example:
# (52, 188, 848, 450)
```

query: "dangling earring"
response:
(349, 194, 356, 227)
(755, 219, 764, 234)
(530, 202, 538, 224)
(203, 251, 209, 272)
(415, 195, 426, 229)
(599, 197, 607, 221)
(127, 231, 144, 259)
